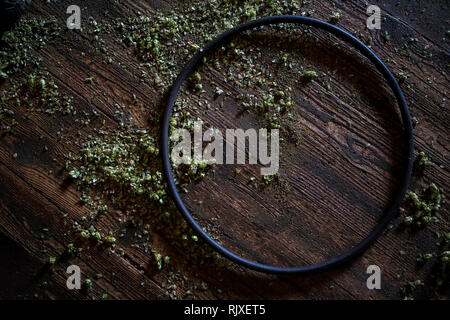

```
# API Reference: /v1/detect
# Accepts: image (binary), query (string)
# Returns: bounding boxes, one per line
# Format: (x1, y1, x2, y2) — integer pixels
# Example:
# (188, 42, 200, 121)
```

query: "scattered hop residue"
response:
(402, 183, 442, 228)
(302, 70, 318, 80)
(328, 11, 341, 24)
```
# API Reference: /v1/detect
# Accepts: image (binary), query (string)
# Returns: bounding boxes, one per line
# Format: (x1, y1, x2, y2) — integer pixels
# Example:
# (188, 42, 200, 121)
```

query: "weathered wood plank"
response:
(0, 0, 448, 300)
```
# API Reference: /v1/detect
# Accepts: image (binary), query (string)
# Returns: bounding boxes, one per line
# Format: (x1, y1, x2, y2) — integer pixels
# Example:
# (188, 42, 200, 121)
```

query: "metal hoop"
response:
(161, 16, 414, 274)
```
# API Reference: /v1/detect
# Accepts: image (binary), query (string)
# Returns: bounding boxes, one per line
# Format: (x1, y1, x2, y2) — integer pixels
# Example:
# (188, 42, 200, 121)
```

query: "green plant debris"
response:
(66, 243, 77, 255)
(1, 72, 74, 123)
(82, 1, 312, 145)
(63, 2, 316, 284)
(416, 253, 433, 263)
(406, 244, 449, 299)
(0, 17, 61, 78)
(9, 0, 437, 300)
(322, 80, 332, 91)
(67, 127, 220, 266)
(104, 235, 116, 244)
(328, 11, 341, 24)
(302, 70, 318, 79)
(88, 0, 300, 89)
(402, 183, 442, 228)
(154, 252, 163, 270)
(84, 278, 93, 289)
(240, 87, 294, 130)
(401, 279, 424, 300)
(415, 151, 432, 169)
(69, 168, 81, 179)
(0, 91, 17, 132)
(84, 77, 95, 84)
(193, 72, 201, 83)
(263, 175, 272, 185)
(397, 72, 409, 84)
(444, 233, 450, 242)
(164, 255, 170, 265)
(408, 279, 424, 290)
(75, 224, 117, 247)
(0, 16, 71, 132)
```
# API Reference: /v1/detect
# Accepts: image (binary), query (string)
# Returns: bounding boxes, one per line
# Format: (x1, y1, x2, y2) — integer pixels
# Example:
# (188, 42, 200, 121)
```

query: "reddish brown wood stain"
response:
(0, 0, 448, 299)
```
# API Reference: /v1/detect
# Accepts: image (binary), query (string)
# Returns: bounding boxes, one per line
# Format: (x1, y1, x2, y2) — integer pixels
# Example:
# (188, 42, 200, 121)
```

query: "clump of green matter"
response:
(328, 11, 341, 24)
(415, 151, 432, 171)
(1, 72, 74, 119)
(83, 0, 318, 140)
(0, 17, 61, 78)
(402, 183, 442, 228)
(0, 16, 67, 131)
(401, 279, 424, 300)
(89, 1, 304, 129)
(302, 70, 318, 79)
(68, 127, 220, 265)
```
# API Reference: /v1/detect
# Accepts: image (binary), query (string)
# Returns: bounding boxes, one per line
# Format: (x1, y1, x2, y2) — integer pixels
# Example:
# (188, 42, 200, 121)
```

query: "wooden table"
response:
(0, 0, 448, 299)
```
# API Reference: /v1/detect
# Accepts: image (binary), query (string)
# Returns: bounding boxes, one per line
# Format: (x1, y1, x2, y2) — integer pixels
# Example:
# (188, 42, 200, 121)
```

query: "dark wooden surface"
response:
(0, 0, 448, 299)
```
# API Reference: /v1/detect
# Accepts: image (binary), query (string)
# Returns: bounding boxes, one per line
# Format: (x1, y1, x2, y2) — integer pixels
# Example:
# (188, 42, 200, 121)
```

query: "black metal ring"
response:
(161, 16, 414, 274)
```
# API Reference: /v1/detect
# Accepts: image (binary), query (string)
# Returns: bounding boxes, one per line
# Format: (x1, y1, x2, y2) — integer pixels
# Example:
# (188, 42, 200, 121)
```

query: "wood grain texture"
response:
(0, 0, 448, 300)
